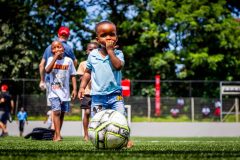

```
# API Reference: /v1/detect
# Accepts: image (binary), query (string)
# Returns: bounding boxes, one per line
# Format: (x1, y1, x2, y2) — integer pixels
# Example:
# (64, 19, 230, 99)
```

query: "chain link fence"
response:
(1, 79, 239, 122)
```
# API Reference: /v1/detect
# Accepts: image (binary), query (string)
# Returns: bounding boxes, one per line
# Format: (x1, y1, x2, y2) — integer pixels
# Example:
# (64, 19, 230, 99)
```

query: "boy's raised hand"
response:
(54, 51, 63, 59)
(106, 40, 118, 50)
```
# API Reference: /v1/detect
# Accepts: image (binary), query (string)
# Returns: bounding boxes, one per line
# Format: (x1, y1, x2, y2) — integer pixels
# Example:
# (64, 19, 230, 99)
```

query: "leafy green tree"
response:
(0, 0, 87, 79)
(84, 0, 240, 96)
(147, 0, 240, 96)
(148, 0, 240, 82)
(2, 0, 240, 97)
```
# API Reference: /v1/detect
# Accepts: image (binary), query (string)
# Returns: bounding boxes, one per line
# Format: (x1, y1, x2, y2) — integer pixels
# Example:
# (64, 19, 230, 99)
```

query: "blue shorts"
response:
(49, 97, 70, 112)
(80, 95, 91, 109)
(91, 91, 126, 117)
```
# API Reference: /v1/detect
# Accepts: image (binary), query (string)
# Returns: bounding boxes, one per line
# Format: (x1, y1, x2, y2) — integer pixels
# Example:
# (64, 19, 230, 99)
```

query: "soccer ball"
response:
(88, 109, 130, 149)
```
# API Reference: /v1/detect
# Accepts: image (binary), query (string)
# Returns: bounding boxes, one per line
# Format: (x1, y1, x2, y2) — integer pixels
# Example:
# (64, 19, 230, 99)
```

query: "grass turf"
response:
(0, 136, 240, 160)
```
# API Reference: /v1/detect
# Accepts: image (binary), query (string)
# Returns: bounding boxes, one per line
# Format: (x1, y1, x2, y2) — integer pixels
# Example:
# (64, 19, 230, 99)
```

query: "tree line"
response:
(0, 0, 240, 96)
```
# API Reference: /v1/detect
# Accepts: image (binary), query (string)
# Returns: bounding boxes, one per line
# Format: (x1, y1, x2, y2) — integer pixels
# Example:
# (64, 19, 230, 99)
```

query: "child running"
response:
(45, 40, 77, 141)
(78, 21, 133, 148)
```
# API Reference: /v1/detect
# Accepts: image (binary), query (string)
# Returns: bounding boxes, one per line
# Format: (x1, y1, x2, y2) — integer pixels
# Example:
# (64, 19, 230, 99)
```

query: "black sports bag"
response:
(24, 127, 55, 140)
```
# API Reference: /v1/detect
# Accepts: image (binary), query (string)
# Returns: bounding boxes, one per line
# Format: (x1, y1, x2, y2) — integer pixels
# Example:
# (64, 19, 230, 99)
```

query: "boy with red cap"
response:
(39, 26, 78, 117)
(39, 26, 78, 90)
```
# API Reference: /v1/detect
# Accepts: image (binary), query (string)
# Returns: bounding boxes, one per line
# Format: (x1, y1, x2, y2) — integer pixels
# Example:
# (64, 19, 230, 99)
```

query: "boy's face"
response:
(96, 23, 118, 48)
(51, 41, 64, 58)
(86, 43, 98, 54)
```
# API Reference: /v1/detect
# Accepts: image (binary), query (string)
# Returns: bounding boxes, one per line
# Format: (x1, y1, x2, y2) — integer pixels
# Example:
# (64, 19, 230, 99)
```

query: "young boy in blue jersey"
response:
(78, 21, 133, 148)
(45, 41, 77, 142)
(17, 107, 28, 137)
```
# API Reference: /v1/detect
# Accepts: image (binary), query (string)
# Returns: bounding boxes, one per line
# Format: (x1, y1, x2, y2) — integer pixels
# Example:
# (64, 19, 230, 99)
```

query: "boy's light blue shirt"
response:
(86, 49, 124, 95)
(17, 111, 27, 121)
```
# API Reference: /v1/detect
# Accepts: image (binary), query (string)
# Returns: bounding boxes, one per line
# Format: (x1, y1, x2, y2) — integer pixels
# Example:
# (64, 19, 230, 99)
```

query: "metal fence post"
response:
(235, 98, 239, 122)
(147, 96, 151, 120)
(125, 105, 131, 127)
(191, 97, 194, 122)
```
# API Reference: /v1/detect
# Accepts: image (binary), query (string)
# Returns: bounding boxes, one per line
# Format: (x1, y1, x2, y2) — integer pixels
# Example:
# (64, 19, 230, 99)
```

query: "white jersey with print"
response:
(46, 56, 76, 102)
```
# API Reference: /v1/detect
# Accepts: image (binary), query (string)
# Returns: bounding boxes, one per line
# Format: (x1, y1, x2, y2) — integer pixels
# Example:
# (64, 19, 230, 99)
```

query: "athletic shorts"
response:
(80, 95, 91, 109)
(91, 91, 126, 117)
(49, 97, 70, 112)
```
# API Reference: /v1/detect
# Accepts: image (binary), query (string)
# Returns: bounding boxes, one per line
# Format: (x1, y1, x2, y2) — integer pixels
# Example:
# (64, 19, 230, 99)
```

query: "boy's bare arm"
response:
(45, 54, 60, 73)
(107, 49, 123, 70)
(10, 99, 14, 114)
(78, 69, 91, 99)
(71, 75, 77, 100)
(73, 59, 78, 68)
(39, 59, 46, 82)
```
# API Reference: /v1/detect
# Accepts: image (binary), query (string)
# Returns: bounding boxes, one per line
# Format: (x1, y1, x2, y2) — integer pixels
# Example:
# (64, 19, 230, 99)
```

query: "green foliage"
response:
(141, 86, 155, 97)
(0, 0, 87, 79)
(1, 0, 240, 97)
(143, 0, 240, 82)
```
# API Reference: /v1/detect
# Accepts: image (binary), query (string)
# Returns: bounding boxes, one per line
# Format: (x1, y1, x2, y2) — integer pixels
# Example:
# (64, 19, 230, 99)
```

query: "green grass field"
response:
(1, 137, 240, 160)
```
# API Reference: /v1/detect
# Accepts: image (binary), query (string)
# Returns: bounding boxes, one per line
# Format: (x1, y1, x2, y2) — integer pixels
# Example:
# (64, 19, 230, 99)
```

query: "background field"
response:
(1, 136, 240, 160)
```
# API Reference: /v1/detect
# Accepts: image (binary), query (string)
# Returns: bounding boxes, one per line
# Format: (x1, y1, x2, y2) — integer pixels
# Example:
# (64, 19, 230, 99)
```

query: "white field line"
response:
(134, 140, 240, 143)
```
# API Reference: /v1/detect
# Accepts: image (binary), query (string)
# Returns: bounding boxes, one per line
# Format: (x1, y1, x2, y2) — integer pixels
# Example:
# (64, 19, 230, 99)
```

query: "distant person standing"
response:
(170, 107, 180, 118)
(176, 97, 184, 109)
(0, 84, 14, 137)
(17, 107, 28, 137)
(77, 41, 98, 141)
(39, 26, 78, 107)
(214, 100, 221, 120)
(202, 105, 211, 118)
(45, 40, 77, 142)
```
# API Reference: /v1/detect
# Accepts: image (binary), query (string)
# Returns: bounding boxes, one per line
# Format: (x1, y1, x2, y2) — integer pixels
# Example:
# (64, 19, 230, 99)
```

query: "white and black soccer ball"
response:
(88, 109, 130, 149)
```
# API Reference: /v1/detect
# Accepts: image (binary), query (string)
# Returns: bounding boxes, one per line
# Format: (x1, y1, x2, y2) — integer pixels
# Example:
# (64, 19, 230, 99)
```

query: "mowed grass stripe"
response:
(1, 136, 240, 160)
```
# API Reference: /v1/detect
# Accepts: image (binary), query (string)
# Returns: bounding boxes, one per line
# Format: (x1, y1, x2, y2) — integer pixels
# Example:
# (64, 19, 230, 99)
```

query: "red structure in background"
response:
(155, 75, 161, 116)
(121, 79, 131, 97)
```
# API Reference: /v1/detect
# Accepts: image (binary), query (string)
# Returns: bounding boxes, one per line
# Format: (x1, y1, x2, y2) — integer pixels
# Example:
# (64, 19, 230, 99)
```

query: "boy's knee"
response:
(85, 109, 91, 115)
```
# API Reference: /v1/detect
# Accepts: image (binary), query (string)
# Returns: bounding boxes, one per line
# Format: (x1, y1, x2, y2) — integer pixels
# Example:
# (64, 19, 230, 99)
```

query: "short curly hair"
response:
(95, 21, 116, 34)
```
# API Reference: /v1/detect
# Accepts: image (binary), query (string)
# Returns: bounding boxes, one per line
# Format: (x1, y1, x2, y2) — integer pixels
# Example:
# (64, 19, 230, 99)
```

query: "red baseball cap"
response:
(1, 84, 8, 91)
(58, 26, 70, 37)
